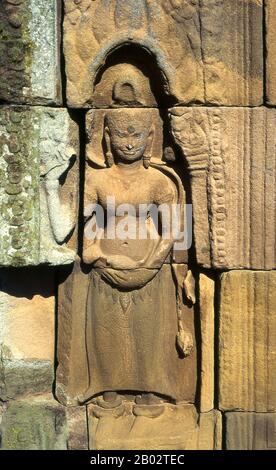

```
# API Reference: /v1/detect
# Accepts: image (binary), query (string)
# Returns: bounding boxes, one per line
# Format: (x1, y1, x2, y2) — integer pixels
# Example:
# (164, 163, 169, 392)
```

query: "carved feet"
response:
(133, 393, 165, 418)
(88, 402, 200, 450)
(89, 392, 166, 420)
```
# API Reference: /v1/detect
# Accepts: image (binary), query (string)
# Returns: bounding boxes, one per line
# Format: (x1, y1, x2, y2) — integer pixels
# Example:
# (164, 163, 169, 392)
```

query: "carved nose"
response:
(126, 144, 133, 150)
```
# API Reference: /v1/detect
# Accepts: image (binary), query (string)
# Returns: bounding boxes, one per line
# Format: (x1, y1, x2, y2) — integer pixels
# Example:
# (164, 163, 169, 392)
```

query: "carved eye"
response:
(116, 131, 126, 138)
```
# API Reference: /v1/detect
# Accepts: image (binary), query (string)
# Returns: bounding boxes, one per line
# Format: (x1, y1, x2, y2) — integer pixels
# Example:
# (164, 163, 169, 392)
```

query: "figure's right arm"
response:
(82, 173, 101, 264)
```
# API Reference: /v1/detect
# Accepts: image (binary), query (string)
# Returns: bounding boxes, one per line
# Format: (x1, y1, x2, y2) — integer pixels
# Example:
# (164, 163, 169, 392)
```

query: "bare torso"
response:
(84, 164, 176, 267)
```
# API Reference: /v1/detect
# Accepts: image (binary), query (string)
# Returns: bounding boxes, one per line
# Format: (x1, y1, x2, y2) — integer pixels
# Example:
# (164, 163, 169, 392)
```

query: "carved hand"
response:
(42, 145, 76, 183)
(176, 329, 194, 357)
(45, 159, 72, 183)
(183, 270, 196, 304)
(107, 255, 143, 270)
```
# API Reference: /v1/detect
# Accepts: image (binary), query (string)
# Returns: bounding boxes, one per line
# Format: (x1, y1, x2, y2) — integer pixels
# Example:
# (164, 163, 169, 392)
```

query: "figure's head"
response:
(104, 109, 153, 166)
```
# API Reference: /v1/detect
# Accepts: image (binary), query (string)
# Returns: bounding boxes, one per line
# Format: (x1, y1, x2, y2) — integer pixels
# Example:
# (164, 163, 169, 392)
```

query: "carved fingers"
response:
(44, 155, 76, 182)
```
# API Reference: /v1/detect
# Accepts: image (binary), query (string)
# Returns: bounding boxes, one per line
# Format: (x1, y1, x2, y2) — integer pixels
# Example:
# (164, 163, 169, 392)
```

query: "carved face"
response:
(106, 111, 152, 163)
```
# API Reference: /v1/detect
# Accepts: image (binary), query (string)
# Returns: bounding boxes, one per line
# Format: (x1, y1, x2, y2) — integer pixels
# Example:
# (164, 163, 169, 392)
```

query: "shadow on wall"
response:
(0, 267, 56, 299)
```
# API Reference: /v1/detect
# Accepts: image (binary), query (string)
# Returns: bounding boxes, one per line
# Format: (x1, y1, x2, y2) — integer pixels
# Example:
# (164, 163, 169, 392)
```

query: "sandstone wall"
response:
(0, 0, 274, 450)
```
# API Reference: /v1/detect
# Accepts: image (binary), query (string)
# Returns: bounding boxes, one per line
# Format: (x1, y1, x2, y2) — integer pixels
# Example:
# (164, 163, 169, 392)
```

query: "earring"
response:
(106, 151, 114, 167)
(143, 155, 150, 169)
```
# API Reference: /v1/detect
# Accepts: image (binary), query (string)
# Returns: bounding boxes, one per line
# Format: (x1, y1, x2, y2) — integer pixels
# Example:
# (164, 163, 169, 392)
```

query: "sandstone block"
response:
(0, 0, 61, 105)
(56, 262, 197, 406)
(0, 398, 67, 450)
(88, 402, 221, 450)
(0, 397, 88, 450)
(66, 406, 88, 450)
(225, 412, 276, 450)
(199, 272, 215, 412)
(170, 107, 276, 270)
(266, 0, 276, 104)
(197, 410, 222, 450)
(219, 271, 276, 412)
(0, 106, 79, 266)
(0, 269, 55, 400)
(64, 0, 262, 107)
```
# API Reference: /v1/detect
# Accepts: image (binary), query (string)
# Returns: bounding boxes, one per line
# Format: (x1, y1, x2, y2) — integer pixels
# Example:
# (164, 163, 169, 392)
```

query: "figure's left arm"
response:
(142, 177, 177, 268)
(45, 157, 77, 244)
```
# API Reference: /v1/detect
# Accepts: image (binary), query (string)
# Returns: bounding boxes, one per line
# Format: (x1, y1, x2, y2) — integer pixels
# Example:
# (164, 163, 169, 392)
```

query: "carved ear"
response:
(104, 126, 114, 167)
(143, 127, 154, 169)
(104, 126, 110, 149)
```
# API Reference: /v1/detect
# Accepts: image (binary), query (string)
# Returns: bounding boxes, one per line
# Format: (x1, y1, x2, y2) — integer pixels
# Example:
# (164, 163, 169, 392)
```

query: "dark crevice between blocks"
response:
(263, 0, 267, 105)
(222, 411, 227, 450)
(68, 109, 87, 258)
(193, 268, 201, 412)
(52, 267, 60, 398)
(59, 0, 67, 107)
(213, 271, 221, 412)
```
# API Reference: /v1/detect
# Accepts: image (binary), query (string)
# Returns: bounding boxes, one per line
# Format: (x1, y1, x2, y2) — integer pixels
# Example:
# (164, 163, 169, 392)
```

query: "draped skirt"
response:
(84, 264, 194, 402)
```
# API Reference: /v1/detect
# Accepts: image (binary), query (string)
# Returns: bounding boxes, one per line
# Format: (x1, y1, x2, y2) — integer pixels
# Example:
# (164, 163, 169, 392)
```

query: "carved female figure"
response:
(77, 108, 195, 415)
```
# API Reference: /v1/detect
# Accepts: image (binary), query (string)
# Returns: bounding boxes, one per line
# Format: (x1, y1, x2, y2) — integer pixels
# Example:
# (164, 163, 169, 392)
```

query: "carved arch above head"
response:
(89, 37, 178, 107)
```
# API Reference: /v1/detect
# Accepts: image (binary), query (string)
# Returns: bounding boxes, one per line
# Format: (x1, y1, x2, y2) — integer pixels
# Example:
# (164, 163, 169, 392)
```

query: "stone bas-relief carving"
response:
(64, 0, 262, 107)
(0, 0, 272, 454)
(88, 403, 222, 450)
(0, 106, 79, 266)
(225, 412, 276, 450)
(57, 106, 198, 448)
(0, 0, 61, 105)
(219, 271, 276, 412)
(266, 0, 276, 105)
(86, 108, 164, 168)
(170, 106, 276, 270)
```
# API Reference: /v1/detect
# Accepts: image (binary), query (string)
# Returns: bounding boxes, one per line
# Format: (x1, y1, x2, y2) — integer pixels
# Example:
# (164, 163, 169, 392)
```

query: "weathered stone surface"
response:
(170, 107, 276, 270)
(0, 0, 61, 105)
(0, 106, 79, 266)
(86, 108, 164, 168)
(199, 272, 215, 412)
(225, 412, 276, 450)
(55, 262, 89, 406)
(64, 0, 262, 107)
(0, 360, 54, 402)
(57, 106, 196, 407)
(0, 397, 88, 450)
(88, 403, 198, 450)
(266, 0, 276, 105)
(219, 271, 276, 412)
(197, 410, 222, 450)
(56, 263, 197, 407)
(88, 402, 221, 450)
(0, 269, 55, 400)
(0, 397, 67, 450)
(66, 406, 88, 450)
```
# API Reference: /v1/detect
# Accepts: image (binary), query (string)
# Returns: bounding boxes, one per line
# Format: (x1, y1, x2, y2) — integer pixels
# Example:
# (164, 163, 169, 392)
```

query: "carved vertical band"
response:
(207, 109, 227, 267)
(170, 108, 211, 266)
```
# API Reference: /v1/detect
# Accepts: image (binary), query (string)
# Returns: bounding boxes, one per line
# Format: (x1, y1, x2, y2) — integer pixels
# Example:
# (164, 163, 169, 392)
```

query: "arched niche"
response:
(86, 43, 181, 168)
(90, 41, 177, 108)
